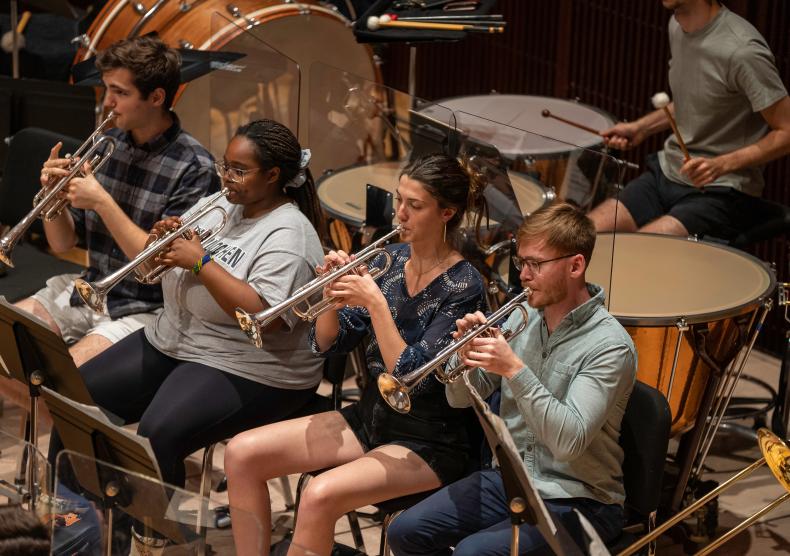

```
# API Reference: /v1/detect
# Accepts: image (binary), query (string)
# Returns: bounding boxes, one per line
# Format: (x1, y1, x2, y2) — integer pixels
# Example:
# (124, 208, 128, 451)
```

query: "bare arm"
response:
(600, 103, 673, 151)
(681, 96, 790, 186)
(718, 96, 790, 172)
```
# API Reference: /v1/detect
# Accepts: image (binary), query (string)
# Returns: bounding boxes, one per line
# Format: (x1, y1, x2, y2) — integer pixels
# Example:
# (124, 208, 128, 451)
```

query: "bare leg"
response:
(69, 334, 113, 367)
(292, 444, 442, 556)
(14, 298, 61, 335)
(224, 411, 366, 556)
(588, 198, 638, 232)
(639, 215, 689, 236)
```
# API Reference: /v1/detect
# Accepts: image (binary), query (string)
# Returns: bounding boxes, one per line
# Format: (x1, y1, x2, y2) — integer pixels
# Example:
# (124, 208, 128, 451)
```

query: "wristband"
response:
(192, 253, 212, 275)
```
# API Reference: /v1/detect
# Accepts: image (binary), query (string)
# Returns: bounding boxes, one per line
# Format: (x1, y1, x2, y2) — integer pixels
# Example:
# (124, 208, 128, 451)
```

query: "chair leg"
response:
(647, 509, 657, 556)
(279, 475, 295, 510)
(378, 511, 402, 556)
(346, 509, 365, 551)
(196, 443, 216, 554)
(292, 473, 311, 529)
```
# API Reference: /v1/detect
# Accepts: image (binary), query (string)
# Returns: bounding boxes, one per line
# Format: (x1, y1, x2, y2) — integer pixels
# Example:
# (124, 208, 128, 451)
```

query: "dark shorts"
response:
(339, 380, 475, 485)
(619, 154, 748, 240)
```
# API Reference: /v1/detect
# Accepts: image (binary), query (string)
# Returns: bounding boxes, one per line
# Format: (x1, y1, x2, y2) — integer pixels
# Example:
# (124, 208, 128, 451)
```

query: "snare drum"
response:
(317, 162, 553, 228)
(421, 95, 615, 197)
(73, 1, 379, 157)
(587, 233, 775, 436)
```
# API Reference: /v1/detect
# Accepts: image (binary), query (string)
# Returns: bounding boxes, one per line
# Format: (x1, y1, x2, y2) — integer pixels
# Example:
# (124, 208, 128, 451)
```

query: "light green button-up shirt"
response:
(446, 284, 636, 506)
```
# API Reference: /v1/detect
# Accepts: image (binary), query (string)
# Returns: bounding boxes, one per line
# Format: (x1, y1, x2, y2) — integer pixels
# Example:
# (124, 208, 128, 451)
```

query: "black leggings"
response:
(50, 329, 317, 487)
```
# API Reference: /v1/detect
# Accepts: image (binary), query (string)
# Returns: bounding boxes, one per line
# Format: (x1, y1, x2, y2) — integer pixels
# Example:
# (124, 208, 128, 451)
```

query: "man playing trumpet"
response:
(15, 36, 219, 366)
(590, 0, 790, 240)
(388, 203, 637, 555)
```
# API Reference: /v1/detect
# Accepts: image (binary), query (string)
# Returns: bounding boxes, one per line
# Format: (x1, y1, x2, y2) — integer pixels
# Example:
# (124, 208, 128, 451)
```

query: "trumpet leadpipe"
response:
(75, 187, 230, 313)
(377, 288, 531, 414)
(236, 225, 403, 348)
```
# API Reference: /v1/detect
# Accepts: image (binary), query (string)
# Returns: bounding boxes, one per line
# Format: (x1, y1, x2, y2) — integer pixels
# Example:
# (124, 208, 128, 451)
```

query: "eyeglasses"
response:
(214, 162, 261, 184)
(511, 253, 577, 275)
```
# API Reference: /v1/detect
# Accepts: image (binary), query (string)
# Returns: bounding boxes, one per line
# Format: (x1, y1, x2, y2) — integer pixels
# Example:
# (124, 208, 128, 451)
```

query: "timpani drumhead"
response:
(420, 95, 615, 158)
(587, 233, 774, 326)
(317, 162, 552, 228)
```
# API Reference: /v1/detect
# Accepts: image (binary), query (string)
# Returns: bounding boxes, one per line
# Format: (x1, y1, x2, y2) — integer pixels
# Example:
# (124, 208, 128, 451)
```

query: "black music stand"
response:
(463, 376, 588, 556)
(41, 386, 188, 546)
(0, 296, 95, 508)
(0, 295, 93, 438)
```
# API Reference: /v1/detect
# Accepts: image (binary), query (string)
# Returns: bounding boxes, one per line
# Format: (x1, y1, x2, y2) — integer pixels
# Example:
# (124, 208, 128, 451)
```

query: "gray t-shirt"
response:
(658, 6, 787, 196)
(145, 198, 324, 390)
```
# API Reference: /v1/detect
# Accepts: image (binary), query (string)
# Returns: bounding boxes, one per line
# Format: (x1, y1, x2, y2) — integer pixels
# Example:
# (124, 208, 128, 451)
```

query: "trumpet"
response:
(74, 187, 230, 314)
(0, 111, 117, 267)
(236, 225, 402, 348)
(378, 288, 531, 414)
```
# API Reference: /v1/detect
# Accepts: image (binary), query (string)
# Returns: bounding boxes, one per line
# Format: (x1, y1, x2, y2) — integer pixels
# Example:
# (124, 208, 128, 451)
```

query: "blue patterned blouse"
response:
(310, 243, 486, 419)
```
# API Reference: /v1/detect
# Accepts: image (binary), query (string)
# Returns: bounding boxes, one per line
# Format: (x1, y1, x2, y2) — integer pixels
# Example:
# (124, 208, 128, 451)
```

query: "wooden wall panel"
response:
(380, 0, 790, 355)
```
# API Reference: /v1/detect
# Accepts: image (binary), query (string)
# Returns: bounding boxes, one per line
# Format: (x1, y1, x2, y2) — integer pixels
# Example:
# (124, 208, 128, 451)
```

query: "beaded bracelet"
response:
(192, 253, 212, 275)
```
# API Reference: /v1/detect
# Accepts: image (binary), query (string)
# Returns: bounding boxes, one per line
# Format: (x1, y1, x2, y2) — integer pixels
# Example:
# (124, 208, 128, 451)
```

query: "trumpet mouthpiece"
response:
(651, 92, 671, 109)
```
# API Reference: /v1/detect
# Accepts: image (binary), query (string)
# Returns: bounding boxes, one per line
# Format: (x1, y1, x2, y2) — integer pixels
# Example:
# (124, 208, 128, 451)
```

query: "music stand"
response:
(0, 296, 94, 507)
(462, 373, 585, 556)
(41, 386, 189, 548)
(0, 296, 93, 441)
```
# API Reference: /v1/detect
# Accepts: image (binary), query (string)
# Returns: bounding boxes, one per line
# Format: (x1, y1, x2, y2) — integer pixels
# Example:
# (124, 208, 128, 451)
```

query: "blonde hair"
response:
(516, 202, 596, 265)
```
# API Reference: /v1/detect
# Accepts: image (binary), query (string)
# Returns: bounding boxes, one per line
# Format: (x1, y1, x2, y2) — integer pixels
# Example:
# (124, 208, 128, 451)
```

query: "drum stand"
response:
(669, 299, 773, 512)
(772, 283, 790, 436)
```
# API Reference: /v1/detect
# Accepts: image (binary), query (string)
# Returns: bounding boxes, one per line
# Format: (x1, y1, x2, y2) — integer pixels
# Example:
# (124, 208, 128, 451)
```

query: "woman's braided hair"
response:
(235, 119, 327, 243)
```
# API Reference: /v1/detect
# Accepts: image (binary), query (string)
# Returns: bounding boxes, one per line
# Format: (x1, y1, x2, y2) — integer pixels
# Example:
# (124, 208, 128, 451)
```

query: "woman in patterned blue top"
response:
(225, 154, 490, 556)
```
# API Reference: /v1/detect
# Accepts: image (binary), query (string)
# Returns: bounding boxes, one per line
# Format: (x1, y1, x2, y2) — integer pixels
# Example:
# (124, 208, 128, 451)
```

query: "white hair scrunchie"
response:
(284, 148, 312, 189)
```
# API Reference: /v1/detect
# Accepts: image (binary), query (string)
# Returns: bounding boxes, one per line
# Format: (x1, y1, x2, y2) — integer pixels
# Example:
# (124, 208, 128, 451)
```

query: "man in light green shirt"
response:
(590, 0, 790, 240)
(388, 202, 636, 556)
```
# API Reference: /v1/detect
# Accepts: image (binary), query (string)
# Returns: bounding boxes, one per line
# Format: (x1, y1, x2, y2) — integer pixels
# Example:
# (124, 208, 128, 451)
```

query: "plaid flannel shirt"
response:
(68, 113, 220, 318)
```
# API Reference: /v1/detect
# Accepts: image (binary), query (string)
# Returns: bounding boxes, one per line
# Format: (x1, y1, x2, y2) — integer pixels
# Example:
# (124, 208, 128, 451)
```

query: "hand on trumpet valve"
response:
(147, 216, 183, 246)
(453, 311, 523, 378)
(66, 162, 110, 211)
(154, 230, 205, 270)
(40, 142, 75, 189)
(322, 260, 379, 311)
(600, 121, 645, 151)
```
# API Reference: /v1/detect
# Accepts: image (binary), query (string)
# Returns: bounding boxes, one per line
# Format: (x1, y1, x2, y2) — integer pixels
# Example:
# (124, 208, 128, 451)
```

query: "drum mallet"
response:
(652, 91, 690, 162)
(1, 10, 31, 53)
(541, 109, 600, 135)
(367, 15, 504, 33)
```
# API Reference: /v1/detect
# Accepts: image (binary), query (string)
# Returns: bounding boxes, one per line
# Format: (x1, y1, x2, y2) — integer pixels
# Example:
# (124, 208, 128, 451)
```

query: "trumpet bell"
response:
(236, 308, 263, 349)
(0, 242, 14, 268)
(377, 373, 411, 414)
(75, 278, 106, 314)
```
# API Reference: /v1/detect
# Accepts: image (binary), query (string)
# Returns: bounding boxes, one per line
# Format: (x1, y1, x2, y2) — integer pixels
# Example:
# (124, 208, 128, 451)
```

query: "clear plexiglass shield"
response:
(175, 11, 302, 161)
(53, 450, 264, 555)
(453, 108, 630, 311)
(0, 429, 51, 513)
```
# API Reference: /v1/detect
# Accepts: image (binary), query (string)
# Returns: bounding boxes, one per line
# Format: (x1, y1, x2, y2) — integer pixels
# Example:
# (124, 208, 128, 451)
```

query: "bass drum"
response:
(73, 1, 380, 159)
